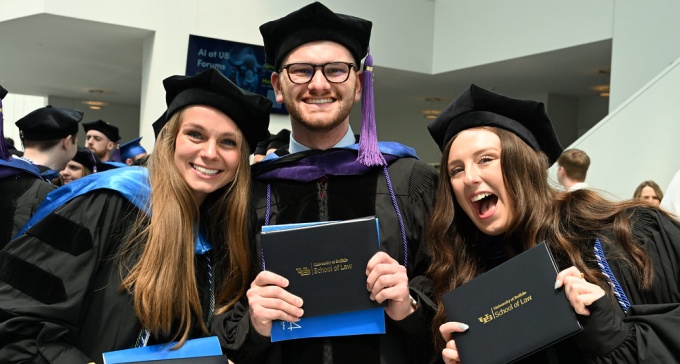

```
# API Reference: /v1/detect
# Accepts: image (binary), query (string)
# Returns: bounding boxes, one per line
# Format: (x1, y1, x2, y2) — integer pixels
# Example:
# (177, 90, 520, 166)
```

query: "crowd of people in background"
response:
(1, 2, 679, 364)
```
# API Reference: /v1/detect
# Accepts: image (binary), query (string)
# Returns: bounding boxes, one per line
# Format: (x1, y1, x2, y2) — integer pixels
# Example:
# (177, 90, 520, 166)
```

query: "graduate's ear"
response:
(354, 70, 363, 103)
(62, 135, 73, 150)
(271, 72, 284, 104)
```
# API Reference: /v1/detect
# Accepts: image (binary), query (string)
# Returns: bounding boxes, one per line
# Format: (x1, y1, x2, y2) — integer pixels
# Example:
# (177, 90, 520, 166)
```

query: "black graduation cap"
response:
(119, 136, 147, 161)
(427, 84, 563, 165)
(259, 1, 372, 70)
(151, 111, 167, 140)
(161, 68, 272, 153)
(71, 146, 115, 173)
(15, 105, 83, 141)
(254, 128, 291, 155)
(83, 119, 121, 142)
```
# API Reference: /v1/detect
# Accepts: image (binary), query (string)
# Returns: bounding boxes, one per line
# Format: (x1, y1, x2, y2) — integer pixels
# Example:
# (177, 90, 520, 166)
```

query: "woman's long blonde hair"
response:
(121, 108, 252, 345)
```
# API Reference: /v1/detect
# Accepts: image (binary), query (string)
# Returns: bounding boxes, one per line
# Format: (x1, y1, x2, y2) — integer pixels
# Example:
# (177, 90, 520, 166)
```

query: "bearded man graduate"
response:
(212, 3, 438, 363)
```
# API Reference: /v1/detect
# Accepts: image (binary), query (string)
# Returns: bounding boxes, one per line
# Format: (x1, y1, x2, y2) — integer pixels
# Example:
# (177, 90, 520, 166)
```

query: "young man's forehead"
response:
(283, 40, 355, 64)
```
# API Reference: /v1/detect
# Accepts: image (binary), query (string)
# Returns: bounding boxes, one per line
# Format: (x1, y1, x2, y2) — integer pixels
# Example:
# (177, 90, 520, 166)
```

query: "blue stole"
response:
(15, 166, 211, 254)
(0, 157, 42, 180)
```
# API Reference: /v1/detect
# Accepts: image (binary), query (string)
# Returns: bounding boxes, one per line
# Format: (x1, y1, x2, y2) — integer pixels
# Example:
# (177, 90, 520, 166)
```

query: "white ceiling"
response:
(0, 14, 611, 117)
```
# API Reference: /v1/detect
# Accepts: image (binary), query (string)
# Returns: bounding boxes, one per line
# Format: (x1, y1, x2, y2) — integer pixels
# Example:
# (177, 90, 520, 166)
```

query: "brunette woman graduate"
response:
(427, 84, 680, 363)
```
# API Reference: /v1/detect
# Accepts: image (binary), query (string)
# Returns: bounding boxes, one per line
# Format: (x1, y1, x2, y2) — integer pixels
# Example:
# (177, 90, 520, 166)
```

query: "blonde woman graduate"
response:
(0, 68, 271, 363)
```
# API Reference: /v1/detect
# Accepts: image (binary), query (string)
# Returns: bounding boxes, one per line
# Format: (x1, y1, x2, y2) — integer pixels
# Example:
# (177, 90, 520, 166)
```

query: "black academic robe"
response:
(213, 148, 438, 364)
(0, 189, 221, 363)
(457, 207, 680, 364)
(0, 171, 55, 249)
(568, 207, 680, 363)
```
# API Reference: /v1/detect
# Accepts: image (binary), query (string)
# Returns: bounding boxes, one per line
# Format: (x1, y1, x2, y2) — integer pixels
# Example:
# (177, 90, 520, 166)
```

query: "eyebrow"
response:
(182, 122, 239, 138)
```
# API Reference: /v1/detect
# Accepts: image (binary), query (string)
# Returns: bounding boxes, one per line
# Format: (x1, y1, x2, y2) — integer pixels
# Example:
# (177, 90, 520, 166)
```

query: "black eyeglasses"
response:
(280, 62, 356, 84)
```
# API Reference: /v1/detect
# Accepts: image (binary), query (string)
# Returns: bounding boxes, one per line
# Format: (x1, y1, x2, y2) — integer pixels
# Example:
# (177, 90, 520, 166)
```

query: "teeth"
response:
(193, 164, 219, 175)
(471, 193, 491, 202)
(308, 98, 333, 104)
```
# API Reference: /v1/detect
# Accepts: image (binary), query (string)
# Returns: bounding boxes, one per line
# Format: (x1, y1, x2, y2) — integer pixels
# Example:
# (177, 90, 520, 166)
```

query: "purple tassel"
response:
(0, 90, 10, 161)
(357, 51, 386, 167)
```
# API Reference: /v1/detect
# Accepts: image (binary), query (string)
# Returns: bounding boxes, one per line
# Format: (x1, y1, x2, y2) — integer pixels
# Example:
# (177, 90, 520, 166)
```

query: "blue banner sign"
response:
(186, 34, 287, 114)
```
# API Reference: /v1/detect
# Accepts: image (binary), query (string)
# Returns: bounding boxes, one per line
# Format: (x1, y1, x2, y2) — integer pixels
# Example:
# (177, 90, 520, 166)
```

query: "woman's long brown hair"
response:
(120, 109, 252, 345)
(426, 126, 654, 351)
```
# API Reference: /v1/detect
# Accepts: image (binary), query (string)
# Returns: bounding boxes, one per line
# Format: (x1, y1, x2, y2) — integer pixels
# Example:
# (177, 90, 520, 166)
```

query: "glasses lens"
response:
(287, 64, 315, 84)
(323, 63, 351, 83)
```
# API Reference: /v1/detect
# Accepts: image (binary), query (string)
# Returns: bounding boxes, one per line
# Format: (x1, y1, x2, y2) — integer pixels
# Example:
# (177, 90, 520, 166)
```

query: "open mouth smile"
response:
(471, 192, 498, 219)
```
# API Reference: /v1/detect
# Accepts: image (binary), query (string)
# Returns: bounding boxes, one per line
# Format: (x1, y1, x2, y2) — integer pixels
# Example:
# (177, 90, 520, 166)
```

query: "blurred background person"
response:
(15, 105, 82, 180)
(633, 180, 664, 207)
(556, 148, 590, 191)
(119, 137, 148, 165)
(83, 119, 121, 162)
(54, 146, 112, 186)
(1, 89, 83, 247)
(252, 128, 290, 163)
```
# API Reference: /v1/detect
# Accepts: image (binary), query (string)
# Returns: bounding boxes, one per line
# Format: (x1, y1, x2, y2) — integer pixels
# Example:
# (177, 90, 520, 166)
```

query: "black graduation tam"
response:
(162, 68, 272, 153)
(427, 84, 563, 165)
(254, 128, 291, 155)
(0, 84, 6, 99)
(259, 2, 372, 70)
(83, 119, 121, 142)
(151, 111, 167, 140)
(15, 105, 83, 141)
(120, 137, 147, 161)
(71, 146, 115, 173)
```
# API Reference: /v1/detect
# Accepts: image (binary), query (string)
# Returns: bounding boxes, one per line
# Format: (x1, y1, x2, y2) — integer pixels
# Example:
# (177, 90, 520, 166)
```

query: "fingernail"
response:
(554, 280, 560, 289)
(458, 323, 469, 331)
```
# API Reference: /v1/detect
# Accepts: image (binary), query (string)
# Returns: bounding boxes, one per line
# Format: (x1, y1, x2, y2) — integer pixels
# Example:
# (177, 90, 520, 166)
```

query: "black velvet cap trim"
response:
(26, 213, 93, 256)
(162, 68, 272, 153)
(0, 251, 67, 304)
(15, 105, 83, 141)
(82, 119, 121, 142)
(259, 2, 372, 70)
(428, 84, 563, 165)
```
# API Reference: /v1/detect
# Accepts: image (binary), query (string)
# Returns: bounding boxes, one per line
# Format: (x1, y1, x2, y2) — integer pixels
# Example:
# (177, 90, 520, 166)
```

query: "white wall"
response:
(2, 94, 48, 150)
(550, 58, 680, 200)
(609, 0, 680, 109)
(432, 0, 614, 73)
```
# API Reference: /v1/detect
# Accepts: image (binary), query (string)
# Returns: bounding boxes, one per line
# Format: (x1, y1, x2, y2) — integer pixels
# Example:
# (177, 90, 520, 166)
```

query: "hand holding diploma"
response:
(247, 270, 304, 337)
(366, 251, 413, 321)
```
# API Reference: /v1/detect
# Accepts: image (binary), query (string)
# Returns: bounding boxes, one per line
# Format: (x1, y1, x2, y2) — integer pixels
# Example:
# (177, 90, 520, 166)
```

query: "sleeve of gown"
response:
(0, 190, 131, 363)
(211, 296, 272, 363)
(391, 160, 438, 361)
(571, 209, 680, 363)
